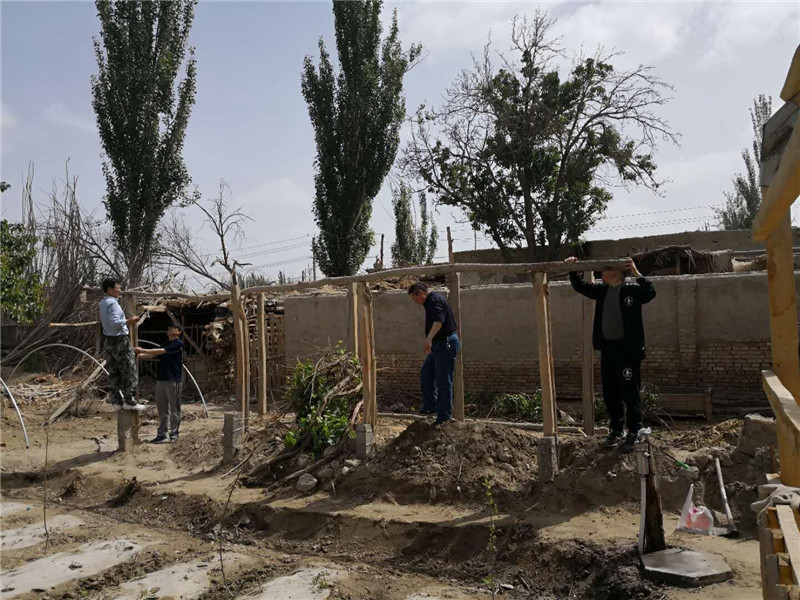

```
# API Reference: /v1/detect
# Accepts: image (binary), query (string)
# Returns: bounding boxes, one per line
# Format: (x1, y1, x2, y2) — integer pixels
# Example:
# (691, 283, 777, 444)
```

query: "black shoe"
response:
(170, 433, 179, 442)
(150, 436, 169, 444)
(604, 431, 624, 448)
(620, 434, 638, 454)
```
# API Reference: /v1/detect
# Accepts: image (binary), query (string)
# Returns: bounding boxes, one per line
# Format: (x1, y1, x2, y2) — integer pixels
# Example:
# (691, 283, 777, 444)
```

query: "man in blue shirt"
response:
(99, 278, 145, 411)
(136, 324, 184, 443)
(408, 282, 461, 425)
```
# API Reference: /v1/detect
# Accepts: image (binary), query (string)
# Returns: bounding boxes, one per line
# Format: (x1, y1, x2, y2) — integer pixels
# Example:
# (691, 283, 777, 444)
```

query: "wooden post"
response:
(582, 271, 595, 435)
(766, 214, 800, 403)
(347, 282, 359, 356)
(242, 295, 251, 430)
(447, 227, 465, 421)
(231, 283, 250, 429)
(257, 293, 268, 416)
(222, 412, 242, 465)
(124, 296, 139, 402)
(357, 282, 377, 428)
(644, 446, 667, 552)
(534, 272, 557, 438)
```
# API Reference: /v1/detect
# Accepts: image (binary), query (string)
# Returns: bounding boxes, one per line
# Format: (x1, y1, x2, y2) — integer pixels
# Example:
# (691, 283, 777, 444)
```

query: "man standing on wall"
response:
(408, 282, 461, 425)
(99, 278, 145, 411)
(136, 323, 184, 443)
(565, 257, 656, 454)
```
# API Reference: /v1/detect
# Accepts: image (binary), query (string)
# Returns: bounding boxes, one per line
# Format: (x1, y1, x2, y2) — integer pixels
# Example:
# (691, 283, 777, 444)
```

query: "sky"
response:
(1, 0, 799, 289)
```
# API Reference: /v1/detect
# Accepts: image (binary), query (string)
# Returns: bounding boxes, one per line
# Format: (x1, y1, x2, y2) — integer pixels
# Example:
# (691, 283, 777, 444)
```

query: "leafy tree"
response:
(391, 183, 437, 266)
(0, 181, 9, 193)
(403, 12, 678, 260)
(302, 1, 421, 276)
(0, 220, 46, 324)
(717, 95, 772, 230)
(91, 0, 198, 286)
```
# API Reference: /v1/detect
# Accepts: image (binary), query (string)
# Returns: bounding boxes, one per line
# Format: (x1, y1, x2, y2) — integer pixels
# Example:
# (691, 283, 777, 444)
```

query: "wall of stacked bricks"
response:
(284, 272, 798, 412)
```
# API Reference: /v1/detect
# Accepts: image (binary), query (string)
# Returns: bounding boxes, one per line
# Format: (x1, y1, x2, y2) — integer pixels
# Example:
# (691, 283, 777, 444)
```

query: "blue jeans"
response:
(421, 333, 461, 422)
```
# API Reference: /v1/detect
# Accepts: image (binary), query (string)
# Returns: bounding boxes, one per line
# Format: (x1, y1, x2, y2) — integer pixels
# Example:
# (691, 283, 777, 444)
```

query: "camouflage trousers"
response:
(104, 335, 137, 405)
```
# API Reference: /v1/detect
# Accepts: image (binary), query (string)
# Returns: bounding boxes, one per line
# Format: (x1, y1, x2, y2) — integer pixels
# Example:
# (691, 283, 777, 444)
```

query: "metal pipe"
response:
(0, 377, 30, 449)
(8, 343, 109, 382)
(137, 339, 209, 417)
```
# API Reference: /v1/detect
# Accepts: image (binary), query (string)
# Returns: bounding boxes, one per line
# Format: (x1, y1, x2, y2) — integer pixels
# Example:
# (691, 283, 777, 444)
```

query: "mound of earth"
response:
(339, 420, 540, 503)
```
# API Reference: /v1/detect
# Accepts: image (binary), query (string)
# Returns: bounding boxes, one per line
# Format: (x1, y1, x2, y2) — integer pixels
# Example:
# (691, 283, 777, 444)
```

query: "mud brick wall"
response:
(284, 272, 800, 413)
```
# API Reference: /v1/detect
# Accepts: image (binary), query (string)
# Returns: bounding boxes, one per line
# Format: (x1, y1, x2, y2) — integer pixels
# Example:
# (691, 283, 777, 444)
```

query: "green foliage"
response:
(717, 95, 772, 230)
(91, 0, 198, 286)
(285, 345, 362, 457)
(302, 1, 421, 276)
(466, 390, 543, 422)
(390, 182, 437, 267)
(0, 220, 46, 324)
(403, 12, 677, 260)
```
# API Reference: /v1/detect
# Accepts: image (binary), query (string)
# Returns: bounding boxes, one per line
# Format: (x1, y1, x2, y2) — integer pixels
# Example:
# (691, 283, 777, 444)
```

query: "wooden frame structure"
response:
(124, 258, 624, 437)
(754, 45, 800, 599)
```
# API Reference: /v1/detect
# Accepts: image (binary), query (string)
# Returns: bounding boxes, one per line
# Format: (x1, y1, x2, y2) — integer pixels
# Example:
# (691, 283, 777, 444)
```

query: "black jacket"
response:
(569, 272, 656, 360)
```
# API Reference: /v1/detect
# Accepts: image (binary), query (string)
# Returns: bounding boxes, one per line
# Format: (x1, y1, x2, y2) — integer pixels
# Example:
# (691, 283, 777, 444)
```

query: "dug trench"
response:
(0, 405, 768, 599)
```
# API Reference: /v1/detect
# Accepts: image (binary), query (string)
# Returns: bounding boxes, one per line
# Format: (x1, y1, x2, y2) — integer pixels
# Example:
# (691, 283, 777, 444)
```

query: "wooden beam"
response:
(257, 293, 267, 416)
(534, 272, 557, 438)
(766, 215, 800, 402)
(357, 282, 377, 428)
(347, 282, 359, 356)
(753, 116, 800, 240)
(124, 296, 139, 401)
(49, 320, 99, 328)
(581, 271, 595, 435)
(164, 308, 207, 359)
(451, 272, 465, 422)
(763, 370, 800, 487)
(447, 227, 465, 422)
(230, 283, 249, 426)
(781, 45, 800, 104)
(239, 259, 629, 295)
(776, 505, 800, 585)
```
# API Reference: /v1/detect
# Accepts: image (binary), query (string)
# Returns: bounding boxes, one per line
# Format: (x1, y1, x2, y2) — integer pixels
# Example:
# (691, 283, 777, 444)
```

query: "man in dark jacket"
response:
(135, 324, 184, 443)
(408, 282, 461, 425)
(566, 256, 656, 453)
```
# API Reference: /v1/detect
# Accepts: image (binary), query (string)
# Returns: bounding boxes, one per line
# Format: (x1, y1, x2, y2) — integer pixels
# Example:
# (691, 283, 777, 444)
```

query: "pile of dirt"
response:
(340, 420, 540, 504)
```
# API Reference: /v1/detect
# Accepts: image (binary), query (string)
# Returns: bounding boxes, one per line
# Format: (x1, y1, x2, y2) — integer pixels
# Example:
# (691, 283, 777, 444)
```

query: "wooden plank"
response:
(230, 284, 246, 420)
(357, 283, 377, 428)
(763, 371, 800, 487)
(781, 45, 800, 104)
(257, 293, 267, 416)
(242, 296, 251, 430)
(765, 215, 800, 401)
(753, 118, 800, 240)
(534, 273, 557, 438)
(347, 283, 359, 356)
(777, 505, 800, 585)
(49, 320, 99, 328)
(581, 270, 595, 435)
(763, 101, 800, 189)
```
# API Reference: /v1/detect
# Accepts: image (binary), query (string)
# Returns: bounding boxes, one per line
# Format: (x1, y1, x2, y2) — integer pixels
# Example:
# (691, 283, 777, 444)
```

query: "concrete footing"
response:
(117, 411, 140, 451)
(537, 435, 558, 482)
(223, 413, 243, 465)
(355, 424, 374, 459)
(642, 548, 733, 587)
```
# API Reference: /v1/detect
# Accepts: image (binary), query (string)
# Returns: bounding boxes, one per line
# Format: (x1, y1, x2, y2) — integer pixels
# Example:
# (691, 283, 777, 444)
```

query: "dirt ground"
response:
(0, 378, 766, 599)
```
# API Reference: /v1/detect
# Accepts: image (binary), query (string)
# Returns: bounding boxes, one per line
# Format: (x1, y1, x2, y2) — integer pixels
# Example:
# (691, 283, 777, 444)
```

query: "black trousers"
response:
(600, 340, 642, 435)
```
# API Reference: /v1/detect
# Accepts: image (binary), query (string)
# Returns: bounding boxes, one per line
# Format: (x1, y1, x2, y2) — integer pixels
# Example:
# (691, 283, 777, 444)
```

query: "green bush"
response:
(1, 220, 45, 324)
(284, 345, 361, 457)
(465, 389, 543, 422)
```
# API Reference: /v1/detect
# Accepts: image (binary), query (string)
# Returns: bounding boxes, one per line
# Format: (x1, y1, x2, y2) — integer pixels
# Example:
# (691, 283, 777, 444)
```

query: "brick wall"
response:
(377, 339, 774, 414)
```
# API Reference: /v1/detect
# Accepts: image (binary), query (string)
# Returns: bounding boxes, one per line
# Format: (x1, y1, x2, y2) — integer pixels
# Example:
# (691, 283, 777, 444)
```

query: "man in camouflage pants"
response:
(99, 278, 145, 411)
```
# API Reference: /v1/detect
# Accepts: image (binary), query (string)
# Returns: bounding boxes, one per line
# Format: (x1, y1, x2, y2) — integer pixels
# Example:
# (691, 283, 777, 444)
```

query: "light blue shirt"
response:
(99, 295, 128, 336)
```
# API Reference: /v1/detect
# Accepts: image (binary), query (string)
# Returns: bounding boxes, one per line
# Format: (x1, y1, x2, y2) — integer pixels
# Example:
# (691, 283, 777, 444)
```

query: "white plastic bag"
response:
(676, 484, 714, 535)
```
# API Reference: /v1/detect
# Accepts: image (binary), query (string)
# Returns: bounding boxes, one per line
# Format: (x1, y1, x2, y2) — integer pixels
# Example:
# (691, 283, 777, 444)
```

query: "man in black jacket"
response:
(566, 256, 656, 453)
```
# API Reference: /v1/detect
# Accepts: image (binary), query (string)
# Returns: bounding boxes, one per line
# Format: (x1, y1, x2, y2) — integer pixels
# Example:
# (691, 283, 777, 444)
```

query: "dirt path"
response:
(1, 402, 763, 599)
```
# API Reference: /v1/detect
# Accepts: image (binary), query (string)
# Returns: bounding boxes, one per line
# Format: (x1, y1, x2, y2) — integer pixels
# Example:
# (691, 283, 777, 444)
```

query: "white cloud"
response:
(700, 2, 800, 67)
(43, 103, 95, 133)
(2, 103, 18, 130)
(554, 2, 701, 67)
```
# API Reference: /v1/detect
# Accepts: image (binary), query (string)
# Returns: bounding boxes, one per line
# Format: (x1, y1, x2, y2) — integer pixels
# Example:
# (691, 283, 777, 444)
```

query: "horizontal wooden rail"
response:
(110, 259, 626, 300)
(763, 370, 800, 486)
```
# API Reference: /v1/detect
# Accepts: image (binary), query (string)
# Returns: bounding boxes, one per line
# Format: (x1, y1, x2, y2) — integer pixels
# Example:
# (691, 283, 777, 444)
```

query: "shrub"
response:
(284, 345, 361, 457)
